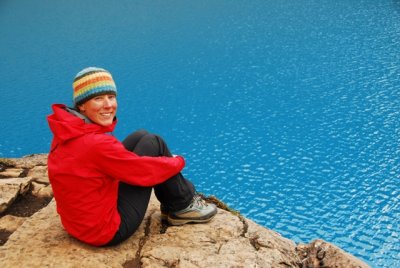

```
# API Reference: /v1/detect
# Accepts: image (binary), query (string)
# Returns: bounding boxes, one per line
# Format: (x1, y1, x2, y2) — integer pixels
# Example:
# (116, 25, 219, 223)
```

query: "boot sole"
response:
(167, 212, 217, 226)
(161, 212, 168, 222)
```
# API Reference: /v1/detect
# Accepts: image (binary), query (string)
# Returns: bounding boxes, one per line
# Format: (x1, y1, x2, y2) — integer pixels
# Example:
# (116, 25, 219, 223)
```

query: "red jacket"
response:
(47, 104, 185, 246)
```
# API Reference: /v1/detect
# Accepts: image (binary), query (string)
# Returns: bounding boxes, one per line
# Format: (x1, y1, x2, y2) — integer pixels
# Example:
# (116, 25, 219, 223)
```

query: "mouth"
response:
(100, 112, 113, 118)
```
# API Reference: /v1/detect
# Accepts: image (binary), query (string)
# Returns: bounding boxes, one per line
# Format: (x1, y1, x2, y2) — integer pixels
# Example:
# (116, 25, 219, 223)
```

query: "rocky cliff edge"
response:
(0, 154, 369, 268)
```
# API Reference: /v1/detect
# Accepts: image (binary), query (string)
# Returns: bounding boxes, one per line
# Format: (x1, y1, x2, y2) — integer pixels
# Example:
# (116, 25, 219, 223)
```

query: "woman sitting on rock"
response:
(47, 67, 217, 246)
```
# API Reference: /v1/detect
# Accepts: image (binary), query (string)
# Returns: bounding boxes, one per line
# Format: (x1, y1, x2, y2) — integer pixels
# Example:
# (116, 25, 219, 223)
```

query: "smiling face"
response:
(78, 94, 117, 126)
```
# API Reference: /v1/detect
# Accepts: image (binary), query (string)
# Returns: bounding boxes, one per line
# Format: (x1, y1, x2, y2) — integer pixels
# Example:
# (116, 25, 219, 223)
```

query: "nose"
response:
(103, 96, 113, 108)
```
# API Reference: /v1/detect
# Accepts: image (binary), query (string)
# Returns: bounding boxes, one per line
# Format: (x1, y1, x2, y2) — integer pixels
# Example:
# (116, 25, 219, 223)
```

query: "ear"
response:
(78, 104, 85, 112)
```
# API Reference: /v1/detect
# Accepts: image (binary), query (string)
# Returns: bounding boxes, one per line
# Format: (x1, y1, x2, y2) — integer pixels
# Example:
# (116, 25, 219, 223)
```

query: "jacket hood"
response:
(47, 104, 117, 150)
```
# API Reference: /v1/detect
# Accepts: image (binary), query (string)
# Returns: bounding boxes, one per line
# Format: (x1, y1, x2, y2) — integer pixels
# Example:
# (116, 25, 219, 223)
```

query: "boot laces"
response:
(190, 195, 207, 209)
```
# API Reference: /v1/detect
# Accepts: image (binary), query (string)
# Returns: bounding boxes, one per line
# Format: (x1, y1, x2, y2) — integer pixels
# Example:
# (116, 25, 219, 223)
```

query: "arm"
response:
(90, 135, 185, 186)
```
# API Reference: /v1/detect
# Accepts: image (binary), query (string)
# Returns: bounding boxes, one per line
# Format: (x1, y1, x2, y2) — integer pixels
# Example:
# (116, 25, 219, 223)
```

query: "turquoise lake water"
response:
(0, 1, 399, 266)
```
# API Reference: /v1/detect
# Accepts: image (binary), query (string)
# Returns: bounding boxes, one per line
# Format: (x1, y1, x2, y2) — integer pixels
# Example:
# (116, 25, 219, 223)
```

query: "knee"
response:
(140, 133, 159, 147)
(134, 134, 161, 156)
(122, 129, 151, 151)
(133, 129, 150, 137)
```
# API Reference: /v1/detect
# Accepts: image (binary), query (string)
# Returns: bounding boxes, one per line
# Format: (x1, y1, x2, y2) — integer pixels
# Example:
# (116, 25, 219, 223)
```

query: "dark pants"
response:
(105, 130, 195, 246)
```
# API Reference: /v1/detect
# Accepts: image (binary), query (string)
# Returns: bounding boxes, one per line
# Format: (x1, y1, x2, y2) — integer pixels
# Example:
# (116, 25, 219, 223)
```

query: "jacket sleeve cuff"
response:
(175, 155, 185, 169)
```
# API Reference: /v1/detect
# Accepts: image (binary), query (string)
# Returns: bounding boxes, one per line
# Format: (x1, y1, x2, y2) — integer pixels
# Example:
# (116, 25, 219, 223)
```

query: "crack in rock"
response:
(238, 214, 248, 237)
(159, 220, 169, 234)
(0, 159, 16, 172)
(279, 261, 296, 268)
(249, 235, 273, 251)
(31, 180, 49, 186)
(18, 168, 30, 178)
(147, 255, 181, 268)
(0, 229, 13, 246)
(123, 211, 154, 268)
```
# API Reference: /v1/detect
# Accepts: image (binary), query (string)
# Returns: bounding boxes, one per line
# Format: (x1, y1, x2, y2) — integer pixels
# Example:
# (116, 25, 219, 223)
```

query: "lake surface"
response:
(1, 0, 399, 266)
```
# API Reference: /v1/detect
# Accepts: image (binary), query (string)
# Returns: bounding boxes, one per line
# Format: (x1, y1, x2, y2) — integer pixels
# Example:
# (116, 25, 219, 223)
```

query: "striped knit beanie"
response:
(73, 67, 117, 106)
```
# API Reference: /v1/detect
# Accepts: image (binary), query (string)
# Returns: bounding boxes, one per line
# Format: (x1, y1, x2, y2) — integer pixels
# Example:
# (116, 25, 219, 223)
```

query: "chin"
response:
(102, 121, 113, 126)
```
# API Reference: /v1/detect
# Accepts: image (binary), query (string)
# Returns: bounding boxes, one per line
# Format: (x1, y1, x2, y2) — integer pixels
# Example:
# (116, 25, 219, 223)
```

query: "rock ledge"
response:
(0, 154, 370, 268)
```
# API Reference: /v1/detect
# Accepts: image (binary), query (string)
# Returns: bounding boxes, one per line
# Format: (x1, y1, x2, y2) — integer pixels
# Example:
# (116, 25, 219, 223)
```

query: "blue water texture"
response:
(1, 1, 399, 266)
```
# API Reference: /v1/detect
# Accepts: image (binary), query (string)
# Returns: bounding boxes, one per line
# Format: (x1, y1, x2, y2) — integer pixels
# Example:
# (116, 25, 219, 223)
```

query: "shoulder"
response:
(84, 132, 117, 145)
(87, 133, 125, 153)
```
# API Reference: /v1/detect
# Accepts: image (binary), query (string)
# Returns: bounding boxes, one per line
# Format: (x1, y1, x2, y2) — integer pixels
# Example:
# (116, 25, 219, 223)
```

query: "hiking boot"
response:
(162, 195, 217, 226)
(160, 204, 168, 222)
